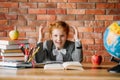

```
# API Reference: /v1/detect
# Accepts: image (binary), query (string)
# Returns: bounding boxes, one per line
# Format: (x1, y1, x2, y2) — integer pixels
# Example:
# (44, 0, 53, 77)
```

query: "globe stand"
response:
(107, 56, 120, 73)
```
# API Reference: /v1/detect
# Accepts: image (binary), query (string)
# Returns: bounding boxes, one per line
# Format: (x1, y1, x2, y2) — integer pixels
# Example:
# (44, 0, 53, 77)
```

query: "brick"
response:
(47, 9, 66, 14)
(26, 32, 38, 37)
(0, 0, 7, 1)
(95, 15, 113, 20)
(18, 15, 36, 21)
(85, 56, 93, 62)
(0, 31, 7, 37)
(17, 26, 36, 32)
(95, 51, 111, 57)
(106, 9, 120, 15)
(83, 33, 102, 39)
(0, 20, 7, 25)
(48, 0, 67, 2)
(9, 8, 27, 14)
(88, 45, 105, 51)
(38, 3, 57, 8)
(95, 39, 103, 45)
(88, 0, 106, 2)
(28, 21, 46, 27)
(115, 3, 120, 8)
(5, 14, 17, 20)
(8, 0, 27, 2)
(78, 27, 93, 32)
(37, 15, 56, 21)
(18, 31, 26, 37)
(104, 56, 111, 62)
(76, 15, 94, 20)
(85, 21, 104, 27)
(83, 50, 93, 56)
(0, 2, 18, 8)
(68, 0, 87, 2)
(19, 3, 37, 8)
(113, 15, 120, 20)
(9, 20, 27, 26)
(86, 9, 105, 14)
(0, 8, 8, 13)
(0, 25, 13, 31)
(67, 9, 85, 14)
(94, 27, 106, 33)
(0, 14, 17, 20)
(66, 21, 84, 27)
(104, 21, 113, 28)
(23, 15, 36, 21)
(29, 0, 47, 2)
(96, 3, 114, 9)
(57, 15, 75, 20)
(0, 13, 5, 19)
(82, 39, 94, 44)
(57, 3, 76, 9)
(77, 3, 95, 9)
(28, 9, 46, 14)
(107, 0, 119, 3)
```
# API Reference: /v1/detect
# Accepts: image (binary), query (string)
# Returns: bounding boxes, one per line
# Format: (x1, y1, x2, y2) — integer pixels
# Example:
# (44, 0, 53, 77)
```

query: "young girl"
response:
(35, 21, 83, 63)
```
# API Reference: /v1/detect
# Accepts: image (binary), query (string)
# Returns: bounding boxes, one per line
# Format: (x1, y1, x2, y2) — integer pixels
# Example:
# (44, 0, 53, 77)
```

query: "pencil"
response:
(27, 47, 40, 62)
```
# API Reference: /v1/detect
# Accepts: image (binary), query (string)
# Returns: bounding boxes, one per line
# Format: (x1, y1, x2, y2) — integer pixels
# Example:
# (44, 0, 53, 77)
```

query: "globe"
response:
(103, 21, 120, 73)
(103, 21, 120, 58)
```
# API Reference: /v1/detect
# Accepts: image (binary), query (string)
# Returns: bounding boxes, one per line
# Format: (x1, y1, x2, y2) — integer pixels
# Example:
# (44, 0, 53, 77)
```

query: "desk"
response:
(0, 62, 120, 80)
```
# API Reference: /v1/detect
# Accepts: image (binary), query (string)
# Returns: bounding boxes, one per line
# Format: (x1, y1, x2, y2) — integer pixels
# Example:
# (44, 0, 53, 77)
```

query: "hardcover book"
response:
(0, 38, 29, 45)
(0, 43, 29, 49)
(1, 49, 22, 53)
(1, 52, 24, 56)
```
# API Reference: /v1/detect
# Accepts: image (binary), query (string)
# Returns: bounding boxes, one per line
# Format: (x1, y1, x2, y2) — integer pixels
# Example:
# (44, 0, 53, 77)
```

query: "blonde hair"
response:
(49, 21, 70, 36)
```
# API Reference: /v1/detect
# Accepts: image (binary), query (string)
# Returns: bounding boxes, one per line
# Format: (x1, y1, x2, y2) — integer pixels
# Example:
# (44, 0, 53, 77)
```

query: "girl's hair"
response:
(49, 21, 70, 35)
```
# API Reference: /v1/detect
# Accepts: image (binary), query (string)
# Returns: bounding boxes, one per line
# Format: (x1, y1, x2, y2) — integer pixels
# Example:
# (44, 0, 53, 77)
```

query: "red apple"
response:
(91, 54, 102, 65)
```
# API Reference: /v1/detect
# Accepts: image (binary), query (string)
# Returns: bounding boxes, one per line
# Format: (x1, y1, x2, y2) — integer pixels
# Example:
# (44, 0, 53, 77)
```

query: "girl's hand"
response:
(38, 25, 44, 42)
(72, 26, 79, 40)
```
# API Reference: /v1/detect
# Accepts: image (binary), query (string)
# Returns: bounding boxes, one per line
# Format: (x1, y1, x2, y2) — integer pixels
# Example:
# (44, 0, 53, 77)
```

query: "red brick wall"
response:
(0, 0, 120, 62)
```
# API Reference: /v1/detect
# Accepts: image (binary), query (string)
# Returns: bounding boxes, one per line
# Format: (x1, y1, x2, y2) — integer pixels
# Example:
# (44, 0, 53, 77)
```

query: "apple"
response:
(9, 27, 19, 40)
(91, 54, 102, 65)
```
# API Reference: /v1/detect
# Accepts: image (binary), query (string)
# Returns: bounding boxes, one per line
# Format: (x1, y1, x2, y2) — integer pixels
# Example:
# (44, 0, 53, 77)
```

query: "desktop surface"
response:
(0, 62, 120, 80)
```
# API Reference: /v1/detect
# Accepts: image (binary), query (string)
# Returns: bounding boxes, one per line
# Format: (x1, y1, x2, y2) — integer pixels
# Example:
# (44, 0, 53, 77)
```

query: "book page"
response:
(44, 63, 64, 70)
(62, 61, 83, 70)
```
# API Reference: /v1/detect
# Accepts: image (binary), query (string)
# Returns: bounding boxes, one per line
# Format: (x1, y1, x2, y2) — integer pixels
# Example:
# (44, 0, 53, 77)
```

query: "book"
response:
(1, 52, 24, 56)
(0, 61, 32, 68)
(2, 56, 24, 61)
(0, 43, 29, 49)
(1, 49, 22, 53)
(43, 61, 84, 70)
(0, 38, 29, 45)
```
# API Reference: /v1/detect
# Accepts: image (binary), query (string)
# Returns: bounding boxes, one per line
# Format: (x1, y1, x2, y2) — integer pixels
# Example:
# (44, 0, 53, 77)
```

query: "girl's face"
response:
(51, 28, 67, 49)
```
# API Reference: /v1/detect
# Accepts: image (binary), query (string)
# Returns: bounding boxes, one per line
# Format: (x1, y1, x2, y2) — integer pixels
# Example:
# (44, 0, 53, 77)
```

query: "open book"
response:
(43, 61, 84, 70)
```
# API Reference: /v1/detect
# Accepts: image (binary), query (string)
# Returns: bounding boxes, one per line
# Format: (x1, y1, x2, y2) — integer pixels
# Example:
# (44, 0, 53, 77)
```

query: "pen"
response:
(27, 47, 40, 62)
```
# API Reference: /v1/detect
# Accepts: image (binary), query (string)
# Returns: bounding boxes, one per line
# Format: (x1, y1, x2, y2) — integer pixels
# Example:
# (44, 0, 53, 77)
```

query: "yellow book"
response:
(1, 49, 22, 53)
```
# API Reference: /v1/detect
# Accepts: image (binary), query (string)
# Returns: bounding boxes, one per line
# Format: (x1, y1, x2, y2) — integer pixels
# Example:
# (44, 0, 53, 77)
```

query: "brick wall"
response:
(0, 0, 120, 62)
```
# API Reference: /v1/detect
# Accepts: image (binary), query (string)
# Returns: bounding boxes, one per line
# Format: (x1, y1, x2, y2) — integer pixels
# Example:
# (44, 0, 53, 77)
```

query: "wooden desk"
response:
(0, 62, 120, 80)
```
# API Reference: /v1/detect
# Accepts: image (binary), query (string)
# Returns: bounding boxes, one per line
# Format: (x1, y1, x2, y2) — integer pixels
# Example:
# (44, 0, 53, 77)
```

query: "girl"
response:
(35, 21, 83, 63)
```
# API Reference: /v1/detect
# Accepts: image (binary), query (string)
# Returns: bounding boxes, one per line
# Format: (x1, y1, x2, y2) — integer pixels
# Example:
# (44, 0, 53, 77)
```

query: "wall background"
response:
(0, 0, 120, 62)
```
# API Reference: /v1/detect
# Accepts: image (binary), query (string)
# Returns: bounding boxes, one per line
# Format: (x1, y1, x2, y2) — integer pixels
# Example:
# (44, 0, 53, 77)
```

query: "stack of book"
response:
(0, 38, 29, 61)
